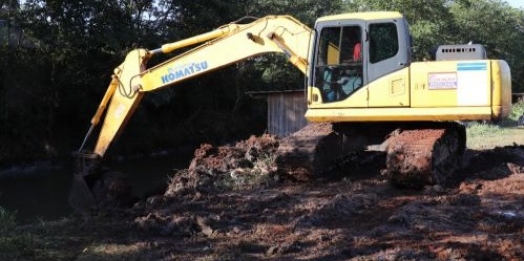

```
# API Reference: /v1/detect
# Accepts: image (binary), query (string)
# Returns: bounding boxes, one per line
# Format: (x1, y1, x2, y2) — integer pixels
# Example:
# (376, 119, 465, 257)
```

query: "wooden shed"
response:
(257, 90, 308, 137)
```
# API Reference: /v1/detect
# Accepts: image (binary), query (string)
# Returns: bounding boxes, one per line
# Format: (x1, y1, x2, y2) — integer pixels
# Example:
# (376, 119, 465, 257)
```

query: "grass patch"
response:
(466, 102, 524, 149)
(509, 101, 524, 122)
(0, 206, 16, 234)
(0, 208, 47, 261)
(467, 126, 524, 149)
(0, 208, 155, 261)
(467, 122, 507, 137)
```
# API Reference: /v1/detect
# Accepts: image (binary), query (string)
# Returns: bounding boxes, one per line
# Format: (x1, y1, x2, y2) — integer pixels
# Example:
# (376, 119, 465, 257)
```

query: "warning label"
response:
(428, 72, 457, 90)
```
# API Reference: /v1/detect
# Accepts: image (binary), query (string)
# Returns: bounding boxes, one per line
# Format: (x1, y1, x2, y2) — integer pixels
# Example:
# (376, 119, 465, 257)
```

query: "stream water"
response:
(0, 151, 193, 223)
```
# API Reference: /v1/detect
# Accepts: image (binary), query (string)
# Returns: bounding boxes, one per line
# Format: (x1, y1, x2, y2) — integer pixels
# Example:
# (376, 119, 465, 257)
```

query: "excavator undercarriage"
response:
(275, 122, 467, 188)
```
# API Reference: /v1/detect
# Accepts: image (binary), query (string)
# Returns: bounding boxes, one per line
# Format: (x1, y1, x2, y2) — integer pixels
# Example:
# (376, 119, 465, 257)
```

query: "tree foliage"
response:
(449, 0, 524, 91)
(0, 0, 523, 165)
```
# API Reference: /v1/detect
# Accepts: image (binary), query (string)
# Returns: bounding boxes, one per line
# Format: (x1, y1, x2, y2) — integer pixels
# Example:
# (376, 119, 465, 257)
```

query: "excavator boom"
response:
(81, 15, 312, 157)
(72, 16, 313, 209)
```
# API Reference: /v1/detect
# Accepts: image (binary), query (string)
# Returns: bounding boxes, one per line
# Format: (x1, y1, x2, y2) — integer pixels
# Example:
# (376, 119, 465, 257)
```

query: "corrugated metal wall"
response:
(267, 91, 308, 137)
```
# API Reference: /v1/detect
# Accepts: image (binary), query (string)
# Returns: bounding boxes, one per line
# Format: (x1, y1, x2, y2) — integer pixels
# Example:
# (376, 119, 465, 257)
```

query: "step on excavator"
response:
(71, 12, 512, 210)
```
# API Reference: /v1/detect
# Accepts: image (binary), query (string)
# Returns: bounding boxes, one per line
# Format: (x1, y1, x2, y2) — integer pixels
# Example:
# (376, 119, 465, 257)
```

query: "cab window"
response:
(369, 23, 398, 64)
(315, 26, 363, 103)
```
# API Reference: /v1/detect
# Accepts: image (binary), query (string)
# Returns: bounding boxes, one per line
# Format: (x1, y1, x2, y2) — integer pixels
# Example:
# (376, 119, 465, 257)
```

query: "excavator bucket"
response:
(69, 152, 101, 211)
(69, 151, 135, 211)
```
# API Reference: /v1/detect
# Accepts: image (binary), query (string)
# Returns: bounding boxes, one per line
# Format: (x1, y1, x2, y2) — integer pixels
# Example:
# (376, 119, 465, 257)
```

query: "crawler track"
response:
(384, 122, 466, 187)
(275, 122, 466, 187)
(275, 123, 340, 181)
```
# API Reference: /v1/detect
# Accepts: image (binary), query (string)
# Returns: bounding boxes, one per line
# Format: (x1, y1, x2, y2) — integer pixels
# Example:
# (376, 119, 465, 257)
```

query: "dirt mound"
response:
(463, 145, 524, 175)
(164, 134, 280, 196)
(128, 137, 524, 260)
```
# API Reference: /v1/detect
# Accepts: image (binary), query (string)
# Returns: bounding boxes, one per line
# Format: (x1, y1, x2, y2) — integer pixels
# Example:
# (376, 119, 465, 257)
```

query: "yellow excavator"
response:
(71, 12, 512, 208)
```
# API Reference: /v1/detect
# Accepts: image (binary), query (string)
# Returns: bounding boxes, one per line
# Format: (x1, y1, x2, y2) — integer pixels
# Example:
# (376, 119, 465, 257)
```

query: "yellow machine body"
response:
(305, 59, 512, 122)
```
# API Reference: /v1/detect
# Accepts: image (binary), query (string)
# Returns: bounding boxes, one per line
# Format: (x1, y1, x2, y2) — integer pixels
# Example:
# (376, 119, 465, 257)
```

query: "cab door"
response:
(309, 21, 367, 107)
(366, 19, 411, 107)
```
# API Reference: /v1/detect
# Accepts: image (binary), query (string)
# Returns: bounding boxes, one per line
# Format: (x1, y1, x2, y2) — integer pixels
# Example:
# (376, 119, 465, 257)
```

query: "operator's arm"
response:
(80, 15, 313, 158)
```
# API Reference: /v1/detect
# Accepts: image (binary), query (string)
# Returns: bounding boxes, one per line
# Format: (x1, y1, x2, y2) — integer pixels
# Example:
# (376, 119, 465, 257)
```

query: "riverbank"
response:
(2, 129, 524, 260)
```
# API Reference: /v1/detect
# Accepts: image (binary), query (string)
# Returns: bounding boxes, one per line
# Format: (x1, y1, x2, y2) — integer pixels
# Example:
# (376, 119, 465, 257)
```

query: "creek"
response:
(0, 150, 193, 223)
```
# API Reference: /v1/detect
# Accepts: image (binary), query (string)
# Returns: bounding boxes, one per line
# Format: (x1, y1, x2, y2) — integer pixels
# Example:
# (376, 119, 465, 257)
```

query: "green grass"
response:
(466, 124, 524, 149)
(466, 102, 524, 150)
(0, 206, 16, 234)
(0, 209, 159, 261)
(0, 207, 44, 261)
(508, 100, 524, 121)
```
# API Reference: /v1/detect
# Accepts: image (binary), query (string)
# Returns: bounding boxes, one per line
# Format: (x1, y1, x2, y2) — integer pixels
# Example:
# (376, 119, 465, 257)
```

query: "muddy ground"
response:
(125, 132, 524, 260)
(4, 130, 524, 261)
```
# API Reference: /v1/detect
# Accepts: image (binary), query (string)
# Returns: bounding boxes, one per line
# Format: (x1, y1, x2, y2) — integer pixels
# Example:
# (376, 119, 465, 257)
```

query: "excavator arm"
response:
(71, 16, 313, 209)
(81, 15, 312, 158)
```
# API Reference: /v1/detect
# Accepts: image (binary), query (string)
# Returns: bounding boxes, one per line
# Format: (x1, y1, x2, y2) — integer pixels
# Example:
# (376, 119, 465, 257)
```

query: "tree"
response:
(342, 0, 524, 91)
(449, 0, 524, 91)
(0, 0, 173, 163)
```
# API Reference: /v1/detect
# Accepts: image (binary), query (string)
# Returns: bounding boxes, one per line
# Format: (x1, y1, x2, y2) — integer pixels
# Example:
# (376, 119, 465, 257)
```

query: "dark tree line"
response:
(0, 0, 522, 165)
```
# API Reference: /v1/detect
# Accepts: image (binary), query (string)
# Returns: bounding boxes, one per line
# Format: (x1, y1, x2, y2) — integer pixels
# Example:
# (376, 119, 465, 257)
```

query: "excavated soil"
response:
(126, 133, 524, 260)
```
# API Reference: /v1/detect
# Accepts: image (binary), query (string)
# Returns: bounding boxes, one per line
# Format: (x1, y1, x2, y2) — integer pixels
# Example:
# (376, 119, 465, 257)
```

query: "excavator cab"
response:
(309, 13, 412, 106)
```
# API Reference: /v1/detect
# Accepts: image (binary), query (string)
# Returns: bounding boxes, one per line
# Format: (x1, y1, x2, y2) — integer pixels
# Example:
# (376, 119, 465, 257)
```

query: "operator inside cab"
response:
(316, 25, 363, 103)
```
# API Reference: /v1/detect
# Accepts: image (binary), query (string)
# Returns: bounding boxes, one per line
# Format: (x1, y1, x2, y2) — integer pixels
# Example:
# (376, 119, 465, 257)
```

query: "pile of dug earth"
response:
(130, 133, 524, 260)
